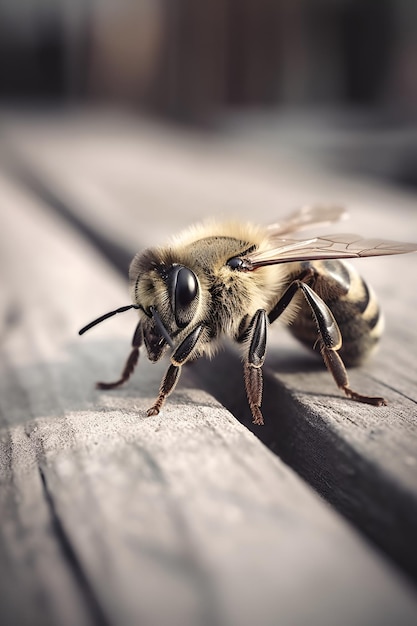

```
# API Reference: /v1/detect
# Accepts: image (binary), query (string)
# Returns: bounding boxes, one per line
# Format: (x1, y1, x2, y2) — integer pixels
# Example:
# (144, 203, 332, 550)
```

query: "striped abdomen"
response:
(289, 260, 384, 366)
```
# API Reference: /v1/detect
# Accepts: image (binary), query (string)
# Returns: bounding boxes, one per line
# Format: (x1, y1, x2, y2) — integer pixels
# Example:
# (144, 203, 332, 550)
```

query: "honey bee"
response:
(79, 206, 416, 425)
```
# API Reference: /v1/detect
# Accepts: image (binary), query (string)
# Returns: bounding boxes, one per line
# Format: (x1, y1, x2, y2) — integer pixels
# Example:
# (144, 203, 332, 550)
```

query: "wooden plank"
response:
(0, 175, 115, 626)
(1, 163, 417, 624)
(3, 110, 417, 579)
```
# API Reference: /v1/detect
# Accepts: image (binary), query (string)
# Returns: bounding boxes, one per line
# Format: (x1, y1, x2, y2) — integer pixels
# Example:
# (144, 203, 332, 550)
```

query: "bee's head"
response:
(78, 250, 201, 352)
(130, 249, 201, 332)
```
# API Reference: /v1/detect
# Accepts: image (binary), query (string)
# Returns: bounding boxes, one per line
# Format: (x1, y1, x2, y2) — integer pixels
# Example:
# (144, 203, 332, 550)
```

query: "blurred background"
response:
(0, 0, 417, 186)
(0, 0, 416, 188)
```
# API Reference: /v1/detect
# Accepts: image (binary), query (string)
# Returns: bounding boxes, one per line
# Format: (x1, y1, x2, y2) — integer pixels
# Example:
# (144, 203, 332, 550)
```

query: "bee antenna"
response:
(79, 305, 140, 335)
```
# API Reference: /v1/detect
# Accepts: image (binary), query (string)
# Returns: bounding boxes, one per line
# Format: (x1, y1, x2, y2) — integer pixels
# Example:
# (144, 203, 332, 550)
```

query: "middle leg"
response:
(239, 309, 268, 425)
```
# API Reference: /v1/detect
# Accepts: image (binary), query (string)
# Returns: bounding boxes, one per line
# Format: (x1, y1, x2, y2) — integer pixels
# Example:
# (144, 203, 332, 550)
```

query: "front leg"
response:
(147, 325, 204, 416)
(241, 309, 268, 425)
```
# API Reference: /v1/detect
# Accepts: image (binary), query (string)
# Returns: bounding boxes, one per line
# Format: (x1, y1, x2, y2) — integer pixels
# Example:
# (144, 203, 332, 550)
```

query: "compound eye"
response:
(227, 257, 243, 270)
(176, 267, 198, 309)
(169, 266, 199, 328)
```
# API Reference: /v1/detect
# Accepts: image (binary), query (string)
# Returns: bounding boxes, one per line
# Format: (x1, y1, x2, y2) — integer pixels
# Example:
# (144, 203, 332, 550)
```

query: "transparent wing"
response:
(245, 233, 417, 269)
(266, 204, 347, 238)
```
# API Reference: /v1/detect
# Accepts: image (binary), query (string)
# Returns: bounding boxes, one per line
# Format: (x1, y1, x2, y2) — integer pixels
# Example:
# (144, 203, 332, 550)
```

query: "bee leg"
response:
(320, 344, 387, 406)
(244, 365, 264, 426)
(147, 324, 204, 416)
(296, 283, 387, 405)
(147, 364, 181, 416)
(96, 322, 143, 390)
(242, 309, 267, 425)
(270, 279, 386, 406)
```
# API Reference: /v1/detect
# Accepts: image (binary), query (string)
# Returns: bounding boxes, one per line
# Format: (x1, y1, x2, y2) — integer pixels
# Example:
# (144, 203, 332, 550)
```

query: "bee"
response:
(79, 206, 417, 425)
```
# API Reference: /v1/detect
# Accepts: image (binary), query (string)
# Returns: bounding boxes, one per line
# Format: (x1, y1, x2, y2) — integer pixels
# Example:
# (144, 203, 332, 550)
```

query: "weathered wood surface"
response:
(4, 110, 417, 579)
(1, 111, 417, 626)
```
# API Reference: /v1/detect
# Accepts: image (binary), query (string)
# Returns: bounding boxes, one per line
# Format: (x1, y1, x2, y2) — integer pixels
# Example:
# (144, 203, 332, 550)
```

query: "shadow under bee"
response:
(190, 345, 322, 452)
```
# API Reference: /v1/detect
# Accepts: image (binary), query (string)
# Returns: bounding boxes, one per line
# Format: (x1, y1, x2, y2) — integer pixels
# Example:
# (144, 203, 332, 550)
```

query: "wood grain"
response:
(3, 110, 416, 580)
(1, 114, 417, 625)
